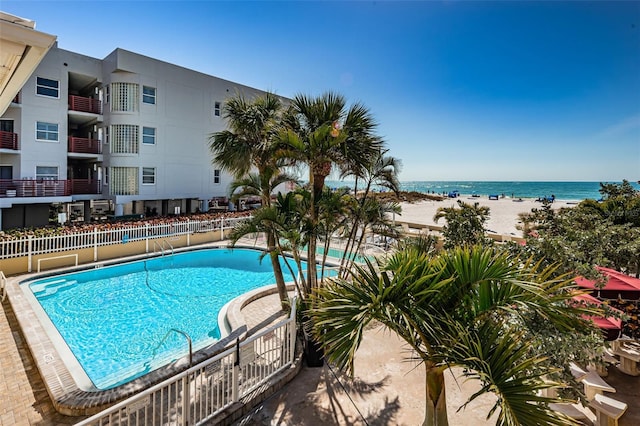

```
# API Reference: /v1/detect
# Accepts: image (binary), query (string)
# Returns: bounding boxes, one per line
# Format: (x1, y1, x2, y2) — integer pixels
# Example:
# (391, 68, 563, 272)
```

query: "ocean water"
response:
(326, 181, 640, 201)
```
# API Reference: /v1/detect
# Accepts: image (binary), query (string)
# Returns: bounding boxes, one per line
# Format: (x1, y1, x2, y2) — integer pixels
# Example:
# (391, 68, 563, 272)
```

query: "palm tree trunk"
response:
(266, 230, 289, 310)
(424, 366, 449, 426)
(308, 170, 328, 292)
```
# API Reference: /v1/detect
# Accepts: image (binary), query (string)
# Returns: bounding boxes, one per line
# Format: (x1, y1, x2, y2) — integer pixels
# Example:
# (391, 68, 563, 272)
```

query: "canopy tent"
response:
(572, 292, 623, 341)
(575, 267, 640, 301)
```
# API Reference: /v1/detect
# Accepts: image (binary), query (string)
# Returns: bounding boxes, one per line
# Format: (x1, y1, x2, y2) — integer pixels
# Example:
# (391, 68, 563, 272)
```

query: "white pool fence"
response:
(0, 216, 249, 271)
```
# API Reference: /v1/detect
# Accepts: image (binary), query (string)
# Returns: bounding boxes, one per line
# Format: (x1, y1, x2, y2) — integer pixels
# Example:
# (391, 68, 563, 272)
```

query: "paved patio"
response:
(2, 291, 639, 425)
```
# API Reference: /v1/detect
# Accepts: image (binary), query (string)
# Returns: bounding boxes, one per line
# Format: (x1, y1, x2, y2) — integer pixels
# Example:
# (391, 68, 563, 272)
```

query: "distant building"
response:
(0, 13, 271, 230)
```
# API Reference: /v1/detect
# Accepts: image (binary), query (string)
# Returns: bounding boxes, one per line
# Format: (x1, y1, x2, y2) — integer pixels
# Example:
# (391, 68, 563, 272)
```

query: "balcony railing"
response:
(0, 131, 19, 150)
(69, 137, 102, 154)
(69, 95, 102, 114)
(70, 179, 101, 195)
(0, 179, 101, 197)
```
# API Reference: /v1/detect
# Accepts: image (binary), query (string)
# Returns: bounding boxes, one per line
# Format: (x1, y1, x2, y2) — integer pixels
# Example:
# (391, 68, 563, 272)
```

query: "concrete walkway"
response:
(0, 298, 77, 425)
(2, 291, 639, 425)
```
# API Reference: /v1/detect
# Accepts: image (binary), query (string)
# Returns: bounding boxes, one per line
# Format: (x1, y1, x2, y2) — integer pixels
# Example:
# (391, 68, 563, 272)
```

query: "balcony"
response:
(0, 131, 19, 150)
(69, 95, 102, 114)
(69, 137, 102, 154)
(70, 179, 101, 195)
(0, 179, 101, 197)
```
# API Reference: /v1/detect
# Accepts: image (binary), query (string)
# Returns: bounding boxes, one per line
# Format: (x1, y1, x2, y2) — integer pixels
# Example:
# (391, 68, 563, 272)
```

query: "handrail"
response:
(0, 270, 6, 302)
(153, 328, 193, 367)
(152, 240, 164, 256)
(152, 239, 174, 257)
(37, 253, 79, 272)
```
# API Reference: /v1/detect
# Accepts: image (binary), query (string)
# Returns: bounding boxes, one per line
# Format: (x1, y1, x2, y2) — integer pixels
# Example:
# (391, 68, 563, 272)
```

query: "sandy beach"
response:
(396, 196, 577, 237)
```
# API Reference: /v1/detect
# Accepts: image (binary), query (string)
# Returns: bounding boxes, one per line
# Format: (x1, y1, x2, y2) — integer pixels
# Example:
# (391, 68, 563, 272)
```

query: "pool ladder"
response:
(153, 239, 174, 257)
(154, 328, 193, 367)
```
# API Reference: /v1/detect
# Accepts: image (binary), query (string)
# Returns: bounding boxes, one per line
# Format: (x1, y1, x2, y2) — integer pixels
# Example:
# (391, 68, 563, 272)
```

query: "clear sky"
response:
(3, 1, 639, 182)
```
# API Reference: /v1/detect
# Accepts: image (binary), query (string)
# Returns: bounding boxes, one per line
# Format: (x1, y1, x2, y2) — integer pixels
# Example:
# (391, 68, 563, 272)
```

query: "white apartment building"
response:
(0, 39, 269, 230)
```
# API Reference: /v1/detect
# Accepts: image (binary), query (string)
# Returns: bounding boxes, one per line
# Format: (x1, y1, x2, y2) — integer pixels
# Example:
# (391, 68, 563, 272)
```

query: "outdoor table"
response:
(614, 344, 640, 376)
(588, 393, 628, 426)
(581, 370, 616, 401)
(569, 362, 588, 380)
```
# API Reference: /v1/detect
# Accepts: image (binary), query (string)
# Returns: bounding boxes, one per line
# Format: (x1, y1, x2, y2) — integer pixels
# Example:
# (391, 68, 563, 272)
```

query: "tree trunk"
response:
(423, 366, 448, 426)
(266, 231, 289, 310)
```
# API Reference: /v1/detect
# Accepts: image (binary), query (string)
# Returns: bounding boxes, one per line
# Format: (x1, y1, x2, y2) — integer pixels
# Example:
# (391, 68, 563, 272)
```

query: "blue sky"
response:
(3, 1, 639, 182)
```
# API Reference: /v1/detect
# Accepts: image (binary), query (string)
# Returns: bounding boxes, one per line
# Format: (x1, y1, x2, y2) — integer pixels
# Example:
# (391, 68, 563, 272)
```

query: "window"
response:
(104, 126, 109, 144)
(214, 101, 221, 117)
(111, 82, 139, 112)
(143, 86, 156, 104)
(0, 165, 13, 180)
(142, 127, 156, 145)
(0, 119, 13, 132)
(36, 166, 58, 180)
(111, 125, 139, 154)
(36, 122, 59, 142)
(110, 167, 138, 195)
(36, 77, 59, 98)
(105, 85, 110, 104)
(214, 169, 221, 184)
(142, 167, 156, 185)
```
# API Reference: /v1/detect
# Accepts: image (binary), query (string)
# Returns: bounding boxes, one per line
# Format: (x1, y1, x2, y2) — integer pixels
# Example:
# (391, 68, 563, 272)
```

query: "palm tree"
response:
(311, 246, 600, 426)
(339, 150, 402, 275)
(209, 92, 294, 308)
(280, 92, 383, 291)
(316, 186, 353, 282)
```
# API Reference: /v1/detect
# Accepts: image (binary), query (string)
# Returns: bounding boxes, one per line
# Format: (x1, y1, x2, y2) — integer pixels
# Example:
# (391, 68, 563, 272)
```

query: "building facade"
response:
(0, 44, 266, 230)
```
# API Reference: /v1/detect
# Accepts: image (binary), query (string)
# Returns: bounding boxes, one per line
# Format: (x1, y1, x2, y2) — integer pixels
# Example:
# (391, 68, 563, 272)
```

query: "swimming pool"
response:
(22, 248, 316, 390)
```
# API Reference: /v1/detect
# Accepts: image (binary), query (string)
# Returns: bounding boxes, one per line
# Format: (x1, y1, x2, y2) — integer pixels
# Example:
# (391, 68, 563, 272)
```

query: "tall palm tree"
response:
(339, 150, 402, 274)
(280, 92, 383, 291)
(209, 92, 293, 308)
(311, 246, 600, 426)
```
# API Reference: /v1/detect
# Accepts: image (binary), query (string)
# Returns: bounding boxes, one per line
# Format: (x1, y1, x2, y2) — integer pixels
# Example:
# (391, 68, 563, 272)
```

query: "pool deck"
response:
(2, 256, 640, 425)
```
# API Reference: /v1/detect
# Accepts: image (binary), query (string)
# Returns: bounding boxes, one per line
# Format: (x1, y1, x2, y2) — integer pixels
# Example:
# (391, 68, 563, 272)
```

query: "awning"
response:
(575, 267, 640, 300)
(572, 292, 623, 341)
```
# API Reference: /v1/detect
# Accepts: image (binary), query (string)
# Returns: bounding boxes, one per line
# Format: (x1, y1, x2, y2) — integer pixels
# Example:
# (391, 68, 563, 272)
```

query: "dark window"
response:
(36, 77, 59, 98)
(143, 86, 156, 104)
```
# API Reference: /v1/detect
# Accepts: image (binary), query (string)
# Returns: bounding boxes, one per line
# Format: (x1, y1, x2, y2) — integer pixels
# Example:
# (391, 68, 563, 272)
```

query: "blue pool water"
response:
(25, 248, 317, 390)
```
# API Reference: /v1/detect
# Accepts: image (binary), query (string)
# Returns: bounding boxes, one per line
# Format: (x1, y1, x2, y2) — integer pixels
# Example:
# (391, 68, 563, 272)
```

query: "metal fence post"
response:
(232, 338, 240, 402)
(289, 300, 297, 364)
(93, 227, 98, 261)
(181, 374, 190, 426)
(27, 235, 33, 272)
(145, 223, 150, 253)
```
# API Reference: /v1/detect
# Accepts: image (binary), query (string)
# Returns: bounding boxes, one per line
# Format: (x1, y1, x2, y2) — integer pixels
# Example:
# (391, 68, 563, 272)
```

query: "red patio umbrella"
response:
(575, 267, 640, 300)
(572, 292, 623, 341)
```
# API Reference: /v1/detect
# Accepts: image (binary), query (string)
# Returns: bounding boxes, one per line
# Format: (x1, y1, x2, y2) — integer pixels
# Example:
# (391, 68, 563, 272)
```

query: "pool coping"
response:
(4, 243, 292, 416)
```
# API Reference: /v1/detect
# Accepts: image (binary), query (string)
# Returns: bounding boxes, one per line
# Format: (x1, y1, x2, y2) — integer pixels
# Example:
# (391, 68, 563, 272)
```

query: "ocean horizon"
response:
(325, 180, 640, 201)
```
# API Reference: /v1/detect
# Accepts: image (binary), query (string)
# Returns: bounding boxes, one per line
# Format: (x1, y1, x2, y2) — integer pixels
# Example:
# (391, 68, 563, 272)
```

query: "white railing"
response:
(75, 297, 297, 426)
(0, 216, 250, 270)
(0, 270, 6, 302)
